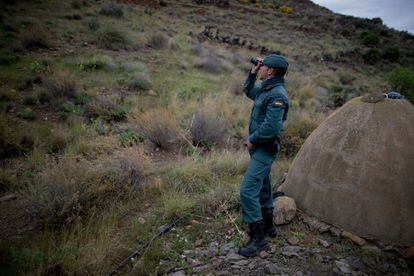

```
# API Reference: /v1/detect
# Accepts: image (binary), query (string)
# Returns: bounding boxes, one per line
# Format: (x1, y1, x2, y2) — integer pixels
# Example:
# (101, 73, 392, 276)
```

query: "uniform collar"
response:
(261, 76, 285, 91)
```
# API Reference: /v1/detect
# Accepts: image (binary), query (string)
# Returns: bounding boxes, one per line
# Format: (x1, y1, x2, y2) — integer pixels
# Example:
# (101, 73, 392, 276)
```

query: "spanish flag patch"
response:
(274, 101, 283, 107)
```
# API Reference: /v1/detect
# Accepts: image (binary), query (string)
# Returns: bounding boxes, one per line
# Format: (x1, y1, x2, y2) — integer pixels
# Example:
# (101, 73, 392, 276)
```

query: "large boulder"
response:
(282, 97, 414, 246)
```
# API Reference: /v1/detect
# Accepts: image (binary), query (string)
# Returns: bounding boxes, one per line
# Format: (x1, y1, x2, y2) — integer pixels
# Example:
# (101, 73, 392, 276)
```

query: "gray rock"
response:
(282, 246, 301, 257)
(205, 241, 219, 257)
(264, 263, 279, 274)
(259, 250, 269, 259)
(301, 214, 330, 232)
(192, 265, 210, 273)
(233, 259, 249, 266)
(225, 252, 246, 262)
(287, 236, 300, 245)
(274, 196, 297, 225)
(220, 242, 236, 255)
(329, 226, 342, 237)
(170, 270, 186, 276)
(318, 238, 331, 248)
(344, 256, 365, 271)
(335, 259, 352, 274)
(230, 265, 240, 269)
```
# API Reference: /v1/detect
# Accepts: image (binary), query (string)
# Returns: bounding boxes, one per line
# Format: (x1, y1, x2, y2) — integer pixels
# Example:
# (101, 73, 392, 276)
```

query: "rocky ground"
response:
(162, 211, 413, 275)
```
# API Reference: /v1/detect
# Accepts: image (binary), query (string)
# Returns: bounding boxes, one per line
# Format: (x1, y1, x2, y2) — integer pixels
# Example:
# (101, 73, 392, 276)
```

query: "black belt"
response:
(256, 137, 281, 153)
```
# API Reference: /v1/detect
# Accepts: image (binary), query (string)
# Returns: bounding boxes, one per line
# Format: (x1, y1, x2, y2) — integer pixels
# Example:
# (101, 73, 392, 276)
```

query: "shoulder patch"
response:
(274, 101, 283, 107)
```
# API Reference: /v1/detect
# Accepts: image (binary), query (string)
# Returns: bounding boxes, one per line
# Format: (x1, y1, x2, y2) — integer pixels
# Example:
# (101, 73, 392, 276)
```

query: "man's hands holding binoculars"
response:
(250, 57, 263, 74)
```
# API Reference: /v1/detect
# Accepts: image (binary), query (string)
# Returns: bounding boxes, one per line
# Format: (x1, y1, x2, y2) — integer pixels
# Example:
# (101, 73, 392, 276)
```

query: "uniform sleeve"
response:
(248, 96, 286, 143)
(242, 72, 260, 100)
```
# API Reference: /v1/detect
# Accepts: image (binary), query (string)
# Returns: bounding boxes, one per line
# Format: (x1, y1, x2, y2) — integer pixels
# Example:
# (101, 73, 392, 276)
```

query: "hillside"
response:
(1, 0, 413, 274)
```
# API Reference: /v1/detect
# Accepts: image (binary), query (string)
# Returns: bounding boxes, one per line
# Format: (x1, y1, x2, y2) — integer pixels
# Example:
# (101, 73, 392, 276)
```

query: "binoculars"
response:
(250, 57, 263, 66)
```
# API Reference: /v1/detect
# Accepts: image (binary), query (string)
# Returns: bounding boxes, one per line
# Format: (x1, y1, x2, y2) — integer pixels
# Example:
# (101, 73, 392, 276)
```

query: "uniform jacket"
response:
(242, 72, 289, 163)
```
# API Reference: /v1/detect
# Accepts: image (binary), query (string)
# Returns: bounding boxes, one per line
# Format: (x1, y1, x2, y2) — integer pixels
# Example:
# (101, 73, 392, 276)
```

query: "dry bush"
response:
(128, 73, 152, 92)
(99, 3, 123, 17)
(134, 108, 182, 150)
(47, 127, 71, 153)
(194, 53, 223, 74)
(281, 111, 324, 158)
(0, 118, 35, 158)
(189, 110, 226, 149)
(227, 76, 244, 95)
(147, 33, 168, 49)
(43, 71, 80, 101)
(21, 151, 150, 227)
(95, 28, 130, 50)
(21, 23, 54, 50)
(114, 147, 150, 189)
(85, 96, 128, 122)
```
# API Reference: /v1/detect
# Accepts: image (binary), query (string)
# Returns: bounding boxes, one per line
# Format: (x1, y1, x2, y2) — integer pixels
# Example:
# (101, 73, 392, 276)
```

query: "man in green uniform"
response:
(238, 54, 289, 257)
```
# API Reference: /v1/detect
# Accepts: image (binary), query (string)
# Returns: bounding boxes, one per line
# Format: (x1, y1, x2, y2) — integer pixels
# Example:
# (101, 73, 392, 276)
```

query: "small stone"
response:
(226, 252, 246, 262)
(274, 196, 296, 225)
(220, 242, 236, 255)
(195, 239, 203, 247)
(282, 246, 301, 257)
(264, 263, 278, 274)
(192, 265, 209, 273)
(248, 261, 256, 270)
(301, 214, 330, 232)
(287, 236, 300, 245)
(361, 245, 381, 253)
(341, 231, 366, 246)
(335, 259, 352, 274)
(230, 265, 240, 270)
(402, 245, 414, 260)
(322, 255, 332, 263)
(0, 194, 16, 202)
(294, 271, 304, 276)
(147, 89, 157, 96)
(259, 250, 269, 258)
(318, 238, 331, 248)
(233, 259, 249, 266)
(170, 270, 186, 276)
(329, 227, 341, 237)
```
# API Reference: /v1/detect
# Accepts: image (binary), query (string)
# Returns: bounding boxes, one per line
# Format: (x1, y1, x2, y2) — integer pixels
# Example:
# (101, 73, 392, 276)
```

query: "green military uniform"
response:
(240, 55, 289, 224)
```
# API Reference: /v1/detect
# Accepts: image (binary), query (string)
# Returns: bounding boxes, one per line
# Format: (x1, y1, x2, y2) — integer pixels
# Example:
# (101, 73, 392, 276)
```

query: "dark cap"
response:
(263, 54, 289, 69)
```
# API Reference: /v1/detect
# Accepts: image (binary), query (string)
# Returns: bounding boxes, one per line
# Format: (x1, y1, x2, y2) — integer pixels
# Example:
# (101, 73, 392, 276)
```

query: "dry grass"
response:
(189, 110, 226, 149)
(20, 149, 151, 227)
(133, 108, 183, 150)
(21, 23, 54, 50)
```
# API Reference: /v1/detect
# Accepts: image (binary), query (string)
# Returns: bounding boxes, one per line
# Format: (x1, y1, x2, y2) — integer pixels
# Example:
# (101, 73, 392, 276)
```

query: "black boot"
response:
(262, 208, 277, 237)
(238, 220, 269, 257)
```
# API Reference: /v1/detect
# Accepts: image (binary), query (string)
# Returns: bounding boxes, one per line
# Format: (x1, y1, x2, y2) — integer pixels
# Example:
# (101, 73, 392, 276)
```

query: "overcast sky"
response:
(311, 0, 414, 34)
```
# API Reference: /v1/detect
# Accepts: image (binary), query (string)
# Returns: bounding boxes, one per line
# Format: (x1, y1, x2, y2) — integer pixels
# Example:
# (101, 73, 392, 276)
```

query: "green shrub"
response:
(19, 108, 37, 121)
(77, 55, 116, 71)
(360, 31, 380, 46)
(86, 18, 100, 31)
(22, 95, 37, 105)
(148, 33, 168, 49)
(128, 73, 152, 91)
(99, 3, 123, 17)
(119, 128, 143, 147)
(388, 67, 414, 104)
(362, 49, 380, 64)
(0, 51, 20, 65)
(382, 47, 400, 61)
(281, 112, 321, 158)
(85, 96, 128, 122)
